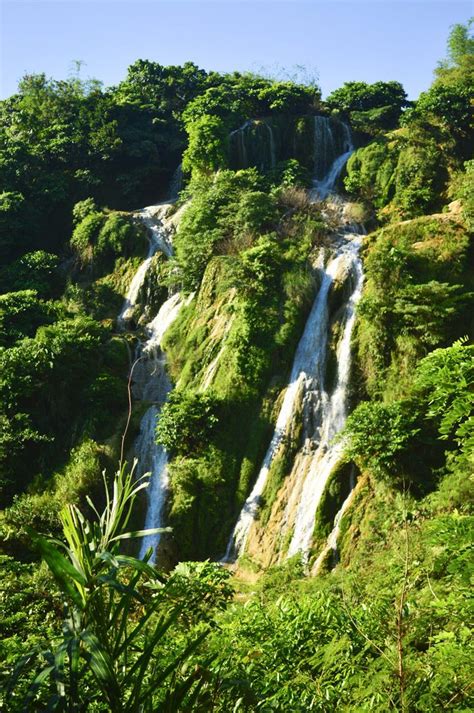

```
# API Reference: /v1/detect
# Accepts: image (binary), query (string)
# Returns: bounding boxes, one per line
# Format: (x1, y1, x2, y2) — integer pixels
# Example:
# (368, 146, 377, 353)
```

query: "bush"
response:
(71, 210, 144, 271)
(165, 560, 234, 624)
(343, 400, 421, 480)
(0, 290, 56, 347)
(182, 114, 229, 176)
(174, 169, 278, 289)
(1, 251, 61, 297)
(156, 391, 220, 456)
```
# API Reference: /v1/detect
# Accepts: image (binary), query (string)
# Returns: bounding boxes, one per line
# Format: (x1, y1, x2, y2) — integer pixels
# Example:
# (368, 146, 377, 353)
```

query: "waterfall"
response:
(266, 123, 277, 169)
(135, 293, 189, 562)
(223, 250, 330, 562)
(313, 116, 337, 180)
(117, 203, 187, 563)
(169, 163, 183, 200)
(311, 150, 353, 201)
(230, 120, 277, 171)
(223, 118, 363, 564)
(118, 204, 173, 328)
(312, 116, 353, 199)
(286, 242, 363, 559)
(230, 120, 252, 168)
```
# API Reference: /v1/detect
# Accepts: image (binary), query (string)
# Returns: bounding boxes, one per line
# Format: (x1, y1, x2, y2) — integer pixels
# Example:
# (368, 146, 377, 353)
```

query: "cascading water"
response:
(224, 119, 363, 565)
(169, 164, 183, 200)
(286, 243, 363, 559)
(230, 120, 277, 171)
(266, 123, 277, 169)
(117, 203, 187, 563)
(223, 250, 330, 562)
(118, 204, 173, 328)
(313, 116, 353, 179)
(136, 293, 189, 561)
(312, 116, 353, 199)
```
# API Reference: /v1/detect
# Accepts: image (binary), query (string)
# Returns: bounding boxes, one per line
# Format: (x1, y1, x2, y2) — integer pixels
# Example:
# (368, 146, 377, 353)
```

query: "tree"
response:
(342, 401, 421, 481)
(0, 290, 56, 347)
(444, 18, 474, 66)
(415, 339, 474, 454)
(182, 114, 229, 176)
(156, 391, 219, 456)
(1, 251, 61, 298)
(326, 80, 408, 132)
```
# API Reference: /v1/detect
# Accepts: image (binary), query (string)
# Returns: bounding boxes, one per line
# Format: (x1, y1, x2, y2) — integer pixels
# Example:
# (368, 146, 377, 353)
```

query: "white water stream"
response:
(287, 244, 363, 558)
(118, 204, 173, 328)
(224, 118, 364, 563)
(117, 202, 187, 563)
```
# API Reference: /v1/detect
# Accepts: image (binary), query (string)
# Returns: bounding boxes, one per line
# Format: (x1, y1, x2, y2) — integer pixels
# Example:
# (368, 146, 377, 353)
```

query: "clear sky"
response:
(1, 1, 472, 100)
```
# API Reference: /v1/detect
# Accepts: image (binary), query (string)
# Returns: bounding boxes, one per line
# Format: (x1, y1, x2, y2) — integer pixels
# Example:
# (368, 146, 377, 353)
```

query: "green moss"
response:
(311, 460, 354, 554)
(355, 213, 473, 399)
(258, 385, 304, 527)
(161, 195, 321, 560)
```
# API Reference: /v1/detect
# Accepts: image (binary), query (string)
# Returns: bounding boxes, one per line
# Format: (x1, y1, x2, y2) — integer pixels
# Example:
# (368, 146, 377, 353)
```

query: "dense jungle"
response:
(0, 18, 473, 713)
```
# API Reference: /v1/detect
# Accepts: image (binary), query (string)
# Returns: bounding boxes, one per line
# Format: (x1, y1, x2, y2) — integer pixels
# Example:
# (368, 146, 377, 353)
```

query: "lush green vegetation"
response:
(1, 18, 473, 713)
(160, 174, 325, 558)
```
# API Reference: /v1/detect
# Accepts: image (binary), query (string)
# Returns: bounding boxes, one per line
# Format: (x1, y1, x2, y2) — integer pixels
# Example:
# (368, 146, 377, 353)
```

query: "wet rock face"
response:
(229, 115, 352, 176)
(328, 256, 357, 317)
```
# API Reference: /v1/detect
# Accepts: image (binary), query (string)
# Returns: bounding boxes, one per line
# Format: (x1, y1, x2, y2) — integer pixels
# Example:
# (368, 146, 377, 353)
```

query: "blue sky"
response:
(1, 1, 472, 100)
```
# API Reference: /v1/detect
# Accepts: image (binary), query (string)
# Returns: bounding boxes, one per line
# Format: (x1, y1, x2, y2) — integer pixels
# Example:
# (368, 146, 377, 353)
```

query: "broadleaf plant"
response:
(7, 462, 211, 712)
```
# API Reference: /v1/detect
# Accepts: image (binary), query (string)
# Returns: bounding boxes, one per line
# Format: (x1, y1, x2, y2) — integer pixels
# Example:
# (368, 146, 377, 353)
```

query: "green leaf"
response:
(110, 526, 172, 542)
(26, 527, 86, 608)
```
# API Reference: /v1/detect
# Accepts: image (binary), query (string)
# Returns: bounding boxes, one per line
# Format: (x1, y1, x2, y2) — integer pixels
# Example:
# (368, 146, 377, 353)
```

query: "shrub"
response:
(1, 251, 61, 297)
(343, 400, 421, 480)
(156, 391, 220, 456)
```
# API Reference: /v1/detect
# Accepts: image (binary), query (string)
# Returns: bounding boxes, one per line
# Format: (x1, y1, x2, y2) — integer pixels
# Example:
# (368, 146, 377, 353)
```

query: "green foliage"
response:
(445, 18, 474, 63)
(70, 210, 106, 263)
(257, 81, 318, 113)
(0, 251, 61, 298)
(182, 114, 229, 176)
(156, 391, 219, 456)
(345, 133, 446, 219)
(0, 192, 38, 263)
(173, 169, 277, 289)
(71, 209, 145, 273)
(326, 80, 408, 133)
(269, 158, 312, 188)
(165, 561, 234, 624)
(344, 140, 397, 208)
(3, 439, 106, 540)
(232, 235, 283, 298)
(0, 290, 57, 347)
(343, 400, 421, 480)
(414, 83, 472, 134)
(72, 196, 98, 225)
(5, 464, 212, 711)
(355, 214, 472, 397)
(449, 159, 474, 230)
(392, 138, 443, 216)
(344, 340, 473, 493)
(0, 315, 128, 504)
(181, 72, 319, 129)
(0, 557, 60, 698)
(415, 339, 474, 453)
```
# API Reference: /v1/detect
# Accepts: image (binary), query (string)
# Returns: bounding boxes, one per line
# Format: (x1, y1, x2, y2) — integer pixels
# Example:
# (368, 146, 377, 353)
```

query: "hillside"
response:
(0, 20, 473, 713)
